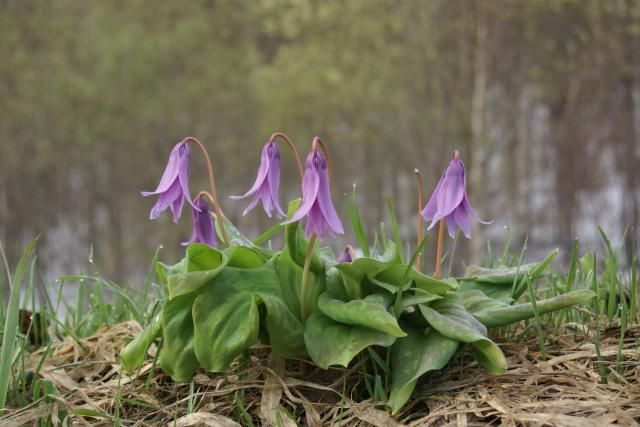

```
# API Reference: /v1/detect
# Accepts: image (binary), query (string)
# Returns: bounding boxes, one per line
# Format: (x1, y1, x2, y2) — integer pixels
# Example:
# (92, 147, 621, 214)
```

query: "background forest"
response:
(1, 0, 639, 283)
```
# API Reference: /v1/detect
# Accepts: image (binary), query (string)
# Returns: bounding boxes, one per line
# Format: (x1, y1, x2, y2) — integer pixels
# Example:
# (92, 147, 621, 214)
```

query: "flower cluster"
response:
(141, 135, 489, 252)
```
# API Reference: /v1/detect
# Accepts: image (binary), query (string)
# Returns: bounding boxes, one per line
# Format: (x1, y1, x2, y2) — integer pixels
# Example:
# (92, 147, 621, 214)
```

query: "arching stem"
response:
(183, 137, 229, 247)
(311, 137, 332, 183)
(434, 219, 445, 279)
(414, 169, 424, 272)
(270, 132, 304, 180)
(300, 233, 317, 321)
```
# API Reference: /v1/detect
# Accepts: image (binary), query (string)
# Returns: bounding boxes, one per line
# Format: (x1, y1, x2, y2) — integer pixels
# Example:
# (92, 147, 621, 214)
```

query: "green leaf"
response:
(259, 294, 306, 358)
(159, 293, 200, 382)
(275, 250, 323, 320)
(193, 265, 304, 371)
(224, 245, 267, 268)
(167, 244, 227, 299)
(335, 241, 400, 285)
(215, 215, 256, 248)
(375, 265, 455, 296)
(304, 312, 396, 369)
(120, 313, 162, 371)
(462, 262, 541, 284)
(317, 292, 406, 337)
(457, 280, 514, 304)
(388, 328, 459, 414)
(419, 294, 506, 374)
(465, 289, 596, 328)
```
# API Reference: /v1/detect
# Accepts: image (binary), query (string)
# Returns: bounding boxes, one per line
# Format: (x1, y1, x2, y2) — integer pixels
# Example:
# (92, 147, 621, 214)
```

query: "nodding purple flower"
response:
(230, 140, 285, 218)
(141, 140, 198, 223)
(422, 150, 491, 238)
(182, 198, 217, 247)
(283, 149, 344, 239)
(337, 245, 356, 263)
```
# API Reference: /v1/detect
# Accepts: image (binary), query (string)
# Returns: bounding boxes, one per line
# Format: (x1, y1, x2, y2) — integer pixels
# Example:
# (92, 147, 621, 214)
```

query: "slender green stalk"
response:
(630, 238, 637, 324)
(300, 234, 318, 321)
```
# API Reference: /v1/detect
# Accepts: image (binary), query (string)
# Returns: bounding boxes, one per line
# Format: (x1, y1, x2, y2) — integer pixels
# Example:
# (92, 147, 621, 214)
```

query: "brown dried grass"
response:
(1, 321, 639, 426)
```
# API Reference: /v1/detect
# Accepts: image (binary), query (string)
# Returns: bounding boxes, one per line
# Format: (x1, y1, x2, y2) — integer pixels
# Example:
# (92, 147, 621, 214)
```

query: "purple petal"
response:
(422, 173, 444, 221)
(266, 148, 285, 217)
(445, 214, 457, 238)
(304, 202, 330, 238)
(453, 204, 471, 238)
(242, 190, 263, 216)
(462, 195, 492, 225)
(283, 166, 320, 224)
(149, 179, 183, 220)
(141, 142, 184, 196)
(177, 150, 198, 211)
(170, 194, 185, 224)
(315, 161, 344, 235)
(433, 159, 465, 221)
(230, 142, 271, 200)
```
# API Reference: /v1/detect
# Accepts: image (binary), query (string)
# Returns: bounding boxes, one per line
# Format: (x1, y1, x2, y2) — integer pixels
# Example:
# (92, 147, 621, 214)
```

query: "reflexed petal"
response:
(433, 159, 465, 221)
(149, 179, 182, 220)
(266, 149, 285, 217)
(230, 142, 271, 200)
(453, 203, 472, 238)
(316, 162, 344, 235)
(177, 151, 198, 211)
(242, 190, 263, 216)
(422, 174, 444, 221)
(170, 194, 185, 224)
(445, 214, 457, 239)
(462, 195, 492, 225)
(141, 142, 184, 196)
(283, 167, 320, 224)
(305, 202, 331, 238)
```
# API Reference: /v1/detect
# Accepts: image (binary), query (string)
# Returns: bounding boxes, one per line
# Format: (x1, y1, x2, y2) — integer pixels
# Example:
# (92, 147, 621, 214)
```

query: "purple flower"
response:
(422, 150, 491, 238)
(141, 140, 198, 223)
(182, 198, 217, 247)
(283, 148, 344, 239)
(230, 140, 285, 218)
(337, 245, 355, 263)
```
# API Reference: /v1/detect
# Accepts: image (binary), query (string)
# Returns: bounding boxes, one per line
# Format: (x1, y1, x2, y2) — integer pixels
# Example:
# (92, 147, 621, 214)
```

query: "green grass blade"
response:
(346, 185, 370, 257)
(0, 237, 39, 409)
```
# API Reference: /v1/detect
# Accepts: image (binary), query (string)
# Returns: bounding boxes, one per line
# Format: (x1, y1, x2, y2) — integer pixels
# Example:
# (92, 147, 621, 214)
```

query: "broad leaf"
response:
(167, 244, 227, 299)
(275, 250, 323, 320)
(317, 292, 406, 337)
(457, 280, 514, 304)
(304, 312, 396, 369)
(120, 313, 161, 371)
(159, 294, 200, 382)
(463, 262, 541, 284)
(388, 328, 459, 414)
(419, 294, 506, 374)
(464, 289, 595, 328)
(375, 265, 455, 296)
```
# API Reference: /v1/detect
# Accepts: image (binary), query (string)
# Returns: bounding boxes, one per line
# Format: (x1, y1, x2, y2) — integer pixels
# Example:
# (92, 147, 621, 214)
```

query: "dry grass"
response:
(1, 321, 639, 426)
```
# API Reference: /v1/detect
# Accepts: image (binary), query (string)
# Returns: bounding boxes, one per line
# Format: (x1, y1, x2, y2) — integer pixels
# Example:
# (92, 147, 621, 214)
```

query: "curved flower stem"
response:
(270, 132, 304, 180)
(195, 191, 216, 207)
(311, 137, 333, 183)
(300, 233, 318, 321)
(434, 219, 445, 279)
(414, 169, 424, 272)
(183, 137, 229, 247)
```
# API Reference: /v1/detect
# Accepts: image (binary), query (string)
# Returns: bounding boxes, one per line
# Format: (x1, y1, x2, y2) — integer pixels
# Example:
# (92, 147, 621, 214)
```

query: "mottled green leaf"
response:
(120, 313, 161, 371)
(317, 292, 405, 337)
(167, 244, 227, 299)
(388, 328, 459, 414)
(419, 294, 506, 374)
(304, 312, 396, 369)
(375, 265, 455, 295)
(465, 289, 595, 328)
(159, 294, 199, 382)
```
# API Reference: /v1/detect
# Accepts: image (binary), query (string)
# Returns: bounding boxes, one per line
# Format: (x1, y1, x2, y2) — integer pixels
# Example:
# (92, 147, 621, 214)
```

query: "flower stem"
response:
(184, 137, 229, 247)
(414, 169, 424, 272)
(311, 137, 332, 182)
(270, 132, 304, 180)
(300, 233, 317, 321)
(434, 219, 445, 279)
